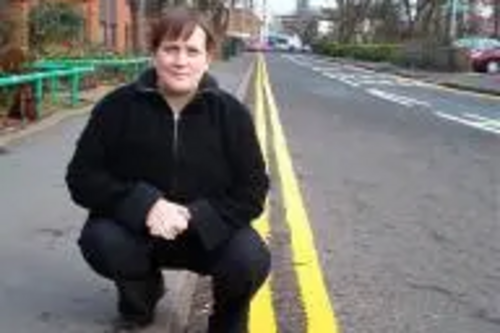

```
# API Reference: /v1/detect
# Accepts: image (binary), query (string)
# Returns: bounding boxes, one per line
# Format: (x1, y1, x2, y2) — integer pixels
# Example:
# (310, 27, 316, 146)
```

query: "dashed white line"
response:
(435, 111, 500, 135)
(366, 88, 431, 108)
(285, 54, 500, 136)
(462, 113, 500, 129)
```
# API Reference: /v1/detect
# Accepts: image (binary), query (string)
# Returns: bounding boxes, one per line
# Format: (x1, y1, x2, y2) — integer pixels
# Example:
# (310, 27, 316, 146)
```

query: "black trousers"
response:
(78, 218, 271, 333)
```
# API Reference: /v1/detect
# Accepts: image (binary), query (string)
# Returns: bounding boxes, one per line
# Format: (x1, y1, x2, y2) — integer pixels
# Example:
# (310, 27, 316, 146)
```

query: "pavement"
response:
(0, 53, 255, 333)
(334, 58, 500, 97)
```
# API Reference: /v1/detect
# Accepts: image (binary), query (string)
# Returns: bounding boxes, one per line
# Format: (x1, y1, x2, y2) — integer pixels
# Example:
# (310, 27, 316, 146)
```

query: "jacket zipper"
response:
(171, 112, 181, 194)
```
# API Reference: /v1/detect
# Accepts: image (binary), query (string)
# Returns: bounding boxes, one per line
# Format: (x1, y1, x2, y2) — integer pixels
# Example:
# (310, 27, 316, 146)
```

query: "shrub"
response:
(312, 41, 400, 63)
(29, 2, 84, 57)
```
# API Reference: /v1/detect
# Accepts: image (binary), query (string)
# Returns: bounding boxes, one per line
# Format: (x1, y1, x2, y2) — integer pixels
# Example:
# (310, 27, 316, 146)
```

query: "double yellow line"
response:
(249, 54, 341, 332)
(249, 53, 277, 331)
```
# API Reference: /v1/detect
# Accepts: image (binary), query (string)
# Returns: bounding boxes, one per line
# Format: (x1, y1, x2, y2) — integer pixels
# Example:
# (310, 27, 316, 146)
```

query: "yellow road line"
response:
(260, 54, 341, 333)
(249, 54, 277, 333)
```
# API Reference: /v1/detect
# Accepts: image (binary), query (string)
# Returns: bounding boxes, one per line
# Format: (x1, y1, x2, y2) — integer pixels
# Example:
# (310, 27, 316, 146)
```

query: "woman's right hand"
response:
(146, 199, 190, 240)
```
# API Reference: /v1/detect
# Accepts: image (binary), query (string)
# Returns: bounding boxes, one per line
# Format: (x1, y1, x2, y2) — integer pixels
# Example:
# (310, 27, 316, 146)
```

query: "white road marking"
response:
(462, 113, 500, 129)
(462, 113, 500, 128)
(288, 55, 424, 88)
(366, 88, 431, 108)
(435, 111, 500, 135)
(285, 54, 500, 136)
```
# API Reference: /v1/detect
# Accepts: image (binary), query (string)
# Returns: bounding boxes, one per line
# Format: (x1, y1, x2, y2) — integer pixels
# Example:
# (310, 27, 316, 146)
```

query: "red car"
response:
(245, 39, 270, 52)
(466, 47, 500, 73)
(454, 37, 500, 73)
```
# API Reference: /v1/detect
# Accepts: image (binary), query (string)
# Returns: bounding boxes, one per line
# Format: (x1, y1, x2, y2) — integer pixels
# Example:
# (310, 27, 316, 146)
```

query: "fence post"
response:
(34, 79, 43, 119)
(70, 72, 80, 106)
(50, 77, 59, 105)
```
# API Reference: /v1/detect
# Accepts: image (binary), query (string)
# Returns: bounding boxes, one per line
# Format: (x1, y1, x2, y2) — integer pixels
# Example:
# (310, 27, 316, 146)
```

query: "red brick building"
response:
(1, 2, 263, 54)
(94, 0, 132, 52)
(227, 7, 262, 40)
(0, 0, 132, 53)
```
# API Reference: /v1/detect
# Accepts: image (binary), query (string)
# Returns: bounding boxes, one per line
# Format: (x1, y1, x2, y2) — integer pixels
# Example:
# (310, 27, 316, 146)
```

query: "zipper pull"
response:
(173, 112, 181, 122)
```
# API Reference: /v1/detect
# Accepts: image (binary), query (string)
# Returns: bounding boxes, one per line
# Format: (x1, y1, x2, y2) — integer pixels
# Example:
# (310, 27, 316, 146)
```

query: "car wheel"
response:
(486, 60, 500, 74)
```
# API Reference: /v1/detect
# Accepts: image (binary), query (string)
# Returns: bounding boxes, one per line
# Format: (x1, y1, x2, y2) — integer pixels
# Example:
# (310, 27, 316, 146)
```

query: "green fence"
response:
(0, 66, 95, 118)
(33, 57, 151, 82)
(1, 57, 151, 120)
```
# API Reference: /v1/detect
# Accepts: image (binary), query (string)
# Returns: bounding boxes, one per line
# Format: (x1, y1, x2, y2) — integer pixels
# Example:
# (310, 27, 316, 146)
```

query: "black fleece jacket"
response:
(66, 68, 269, 250)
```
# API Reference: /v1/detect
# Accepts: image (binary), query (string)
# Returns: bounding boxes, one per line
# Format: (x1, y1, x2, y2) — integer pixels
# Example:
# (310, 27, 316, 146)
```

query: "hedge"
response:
(312, 42, 400, 63)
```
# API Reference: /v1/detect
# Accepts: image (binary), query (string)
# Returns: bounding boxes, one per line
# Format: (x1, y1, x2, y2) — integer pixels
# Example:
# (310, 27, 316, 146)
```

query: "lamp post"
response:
(445, 0, 470, 41)
(261, 0, 268, 44)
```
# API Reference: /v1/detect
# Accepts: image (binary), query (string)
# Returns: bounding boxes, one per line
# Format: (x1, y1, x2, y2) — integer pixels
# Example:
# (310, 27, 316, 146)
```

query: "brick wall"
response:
(115, 0, 131, 52)
(81, 0, 100, 45)
(227, 8, 261, 39)
(97, 0, 131, 53)
(5, 0, 30, 50)
(25, 0, 131, 53)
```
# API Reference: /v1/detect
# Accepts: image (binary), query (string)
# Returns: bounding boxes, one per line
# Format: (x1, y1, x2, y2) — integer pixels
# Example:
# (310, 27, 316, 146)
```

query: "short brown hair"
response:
(148, 7, 217, 53)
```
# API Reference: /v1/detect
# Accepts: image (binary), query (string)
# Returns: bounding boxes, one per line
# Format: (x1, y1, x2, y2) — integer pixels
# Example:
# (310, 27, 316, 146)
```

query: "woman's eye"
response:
(162, 46, 178, 53)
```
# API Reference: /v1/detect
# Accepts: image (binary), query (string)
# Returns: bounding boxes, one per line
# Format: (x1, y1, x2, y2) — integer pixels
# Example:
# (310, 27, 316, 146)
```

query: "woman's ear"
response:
(205, 52, 214, 71)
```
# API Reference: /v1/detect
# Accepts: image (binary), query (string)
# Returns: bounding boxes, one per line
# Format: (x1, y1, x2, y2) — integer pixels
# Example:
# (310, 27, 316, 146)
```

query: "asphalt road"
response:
(264, 53, 500, 333)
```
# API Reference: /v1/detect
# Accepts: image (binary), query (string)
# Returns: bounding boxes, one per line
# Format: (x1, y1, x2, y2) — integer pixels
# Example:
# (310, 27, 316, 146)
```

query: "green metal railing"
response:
(0, 66, 95, 118)
(33, 57, 151, 81)
(1, 57, 151, 120)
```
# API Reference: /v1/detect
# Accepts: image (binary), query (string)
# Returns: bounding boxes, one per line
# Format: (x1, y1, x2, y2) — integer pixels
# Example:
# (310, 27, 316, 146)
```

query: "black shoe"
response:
(116, 272, 166, 329)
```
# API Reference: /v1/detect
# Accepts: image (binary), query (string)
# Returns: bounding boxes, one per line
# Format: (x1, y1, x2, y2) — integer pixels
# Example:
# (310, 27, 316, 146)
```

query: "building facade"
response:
(1, 1, 264, 55)
(0, 0, 132, 53)
(226, 7, 262, 40)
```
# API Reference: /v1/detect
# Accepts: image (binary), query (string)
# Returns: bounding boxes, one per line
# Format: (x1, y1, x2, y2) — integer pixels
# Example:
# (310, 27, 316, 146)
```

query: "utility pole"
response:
(449, 0, 458, 40)
(261, 0, 268, 44)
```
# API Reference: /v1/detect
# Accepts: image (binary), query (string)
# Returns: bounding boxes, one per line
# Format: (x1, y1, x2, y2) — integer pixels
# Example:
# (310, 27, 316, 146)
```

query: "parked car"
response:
(267, 33, 303, 53)
(245, 39, 270, 52)
(453, 37, 500, 73)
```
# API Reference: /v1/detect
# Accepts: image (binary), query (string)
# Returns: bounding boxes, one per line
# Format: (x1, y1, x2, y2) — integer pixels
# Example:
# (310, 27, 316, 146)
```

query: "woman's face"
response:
(153, 25, 212, 96)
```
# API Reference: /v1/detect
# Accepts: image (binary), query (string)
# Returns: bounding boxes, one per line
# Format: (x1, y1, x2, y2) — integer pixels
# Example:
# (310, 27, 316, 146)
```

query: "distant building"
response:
(297, 0, 309, 13)
(58, 0, 132, 53)
(276, 9, 321, 37)
(1, 1, 265, 55)
(226, 7, 262, 40)
(317, 20, 333, 37)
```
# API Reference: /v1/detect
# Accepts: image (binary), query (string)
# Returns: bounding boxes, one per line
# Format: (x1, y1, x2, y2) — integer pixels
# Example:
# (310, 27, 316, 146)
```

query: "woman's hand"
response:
(146, 199, 190, 240)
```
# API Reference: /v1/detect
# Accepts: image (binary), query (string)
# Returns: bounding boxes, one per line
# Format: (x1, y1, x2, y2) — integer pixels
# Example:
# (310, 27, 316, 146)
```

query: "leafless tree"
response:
(335, 0, 373, 43)
(367, 0, 402, 42)
(494, 0, 500, 37)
